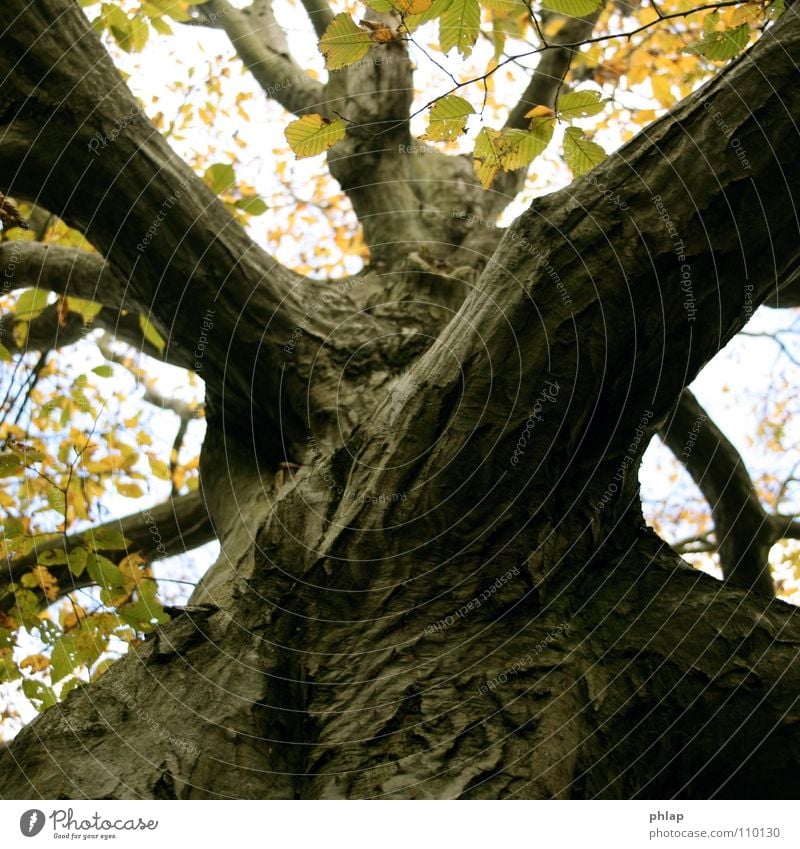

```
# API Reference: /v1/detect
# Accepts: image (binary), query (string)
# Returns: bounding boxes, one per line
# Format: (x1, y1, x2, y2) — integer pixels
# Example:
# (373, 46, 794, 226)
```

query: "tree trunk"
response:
(3, 457, 800, 799)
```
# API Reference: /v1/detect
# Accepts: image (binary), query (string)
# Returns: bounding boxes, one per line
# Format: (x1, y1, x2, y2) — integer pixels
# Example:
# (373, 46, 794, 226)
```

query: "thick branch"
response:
(201, 0, 324, 116)
(0, 305, 163, 360)
(299, 0, 334, 39)
(0, 0, 320, 461)
(659, 389, 775, 595)
(337, 9, 800, 573)
(0, 242, 126, 309)
(1, 490, 213, 613)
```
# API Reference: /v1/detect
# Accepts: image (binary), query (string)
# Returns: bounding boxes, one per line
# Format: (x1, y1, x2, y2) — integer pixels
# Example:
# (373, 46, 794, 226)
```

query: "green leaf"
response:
(121, 583, 169, 630)
(50, 636, 78, 684)
(319, 13, 373, 70)
(139, 315, 166, 354)
(687, 25, 750, 61)
(557, 89, 606, 120)
(204, 162, 237, 195)
(150, 16, 174, 35)
(21, 677, 57, 712)
(14, 288, 50, 321)
(111, 14, 149, 52)
(542, 0, 602, 15)
(86, 553, 125, 589)
(422, 95, 474, 141)
(92, 365, 114, 378)
(285, 115, 347, 159)
(498, 119, 555, 171)
(563, 126, 606, 176)
(40, 548, 69, 567)
(439, 0, 481, 58)
(234, 195, 269, 216)
(66, 296, 103, 324)
(0, 454, 23, 478)
(67, 547, 89, 578)
(365, 0, 434, 12)
(406, 0, 448, 30)
(47, 487, 66, 514)
(86, 527, 132, 551)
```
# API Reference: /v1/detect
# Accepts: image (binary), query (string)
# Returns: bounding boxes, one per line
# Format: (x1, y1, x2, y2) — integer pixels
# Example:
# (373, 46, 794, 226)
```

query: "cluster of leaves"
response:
(284, 0, 779, 186)
(84, 0, 195, 53)
(0, 206, 204, 729)
(1, 543, 167, 715)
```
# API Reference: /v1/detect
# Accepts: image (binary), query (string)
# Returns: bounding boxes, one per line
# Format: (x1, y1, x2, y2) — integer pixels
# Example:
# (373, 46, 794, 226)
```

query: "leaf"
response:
(687, 25, 750, 61)
(116, 480, 145, 499)
(14, 288, 50, 321)
(148, 455, 171, 480)
(111, 14, 149, 52)
(139, 315, 166, 354)
(473, 127, 504, 189)
(20, 653, 50, 673)
(319, 13, 373, 70)
(542, 0, 602, 15)
(285, 115, 347, 159)
(0, 455, 23, 478)
(92, 365, 113, 378)
(557, 89, 605, 120)
(68, 547, 89, 578)
(365, 0, 433, 13)
(50, 635, 78, 683)
(498, 120, 555, 171)
(563, 126, 606, 176)
(47, 487, 66, 514)
(86, 552, 126, 589)
(204, 162, 236, 195)
(234, 195, 269, 216)
(525, 105, 556, 119)
(66, 296, 103, 324)
(21, 677, 57, 712)
(0, 192, 29, 230)
(439, 0, 481, 58)
(85, 527, 132, 551)
(422, 95, 474, 141)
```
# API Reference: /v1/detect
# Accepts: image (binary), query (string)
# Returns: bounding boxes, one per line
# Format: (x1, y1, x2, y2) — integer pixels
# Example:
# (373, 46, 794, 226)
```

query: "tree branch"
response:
(299, 0, 334, 40)
(1, 490, 214, 613)
(340, 9, 800, 570)
(200, 0, 325, 116)
(0, 304, 163, 360)
(0, 242, 127, 310)
(0, 0, 321, 462)
(659, 389, 775, 595)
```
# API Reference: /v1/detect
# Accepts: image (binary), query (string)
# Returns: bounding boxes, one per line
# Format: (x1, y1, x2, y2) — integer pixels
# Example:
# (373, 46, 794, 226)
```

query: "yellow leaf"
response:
(421, 95, 474, 141)
(20, 654, 50, 672)
(525, 104, 555, 119)
(285, 115, 347, 159)
(115, 481, 144, 499)
(473, 127, 503, 189)
(319, 13, 372, 71)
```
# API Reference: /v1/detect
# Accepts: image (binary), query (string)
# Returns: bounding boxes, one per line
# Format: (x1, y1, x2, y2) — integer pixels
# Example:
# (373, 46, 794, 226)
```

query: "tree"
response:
(1, 0, 800, 799)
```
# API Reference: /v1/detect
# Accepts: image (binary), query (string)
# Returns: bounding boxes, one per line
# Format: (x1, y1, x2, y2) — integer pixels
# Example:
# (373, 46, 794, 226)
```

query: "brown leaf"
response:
(0, 193, 29, 231)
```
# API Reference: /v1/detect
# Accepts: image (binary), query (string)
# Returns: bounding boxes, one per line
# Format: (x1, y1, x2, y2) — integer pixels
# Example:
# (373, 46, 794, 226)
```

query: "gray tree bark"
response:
(1, 0, 800, 799)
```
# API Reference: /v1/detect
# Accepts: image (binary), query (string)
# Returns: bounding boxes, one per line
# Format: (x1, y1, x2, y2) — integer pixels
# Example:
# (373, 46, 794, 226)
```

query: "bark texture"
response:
(1, 1, 799, 800)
